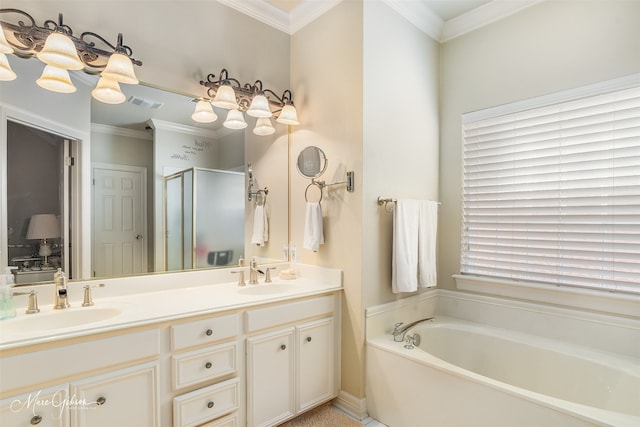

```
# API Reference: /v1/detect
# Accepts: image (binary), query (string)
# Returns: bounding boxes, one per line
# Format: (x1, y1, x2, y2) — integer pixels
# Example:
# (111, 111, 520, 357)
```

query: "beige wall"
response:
(290, 0, 365, 398)
(439, 0, 640, 292)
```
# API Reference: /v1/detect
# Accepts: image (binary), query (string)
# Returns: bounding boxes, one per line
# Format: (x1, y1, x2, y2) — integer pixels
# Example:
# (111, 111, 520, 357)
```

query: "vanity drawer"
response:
(200, 412, 239, 427)
(245, 295, 335, 333)
(172, 342, 237, 390)
(171, 313, 239, 351)
(173, 378, 238, 427)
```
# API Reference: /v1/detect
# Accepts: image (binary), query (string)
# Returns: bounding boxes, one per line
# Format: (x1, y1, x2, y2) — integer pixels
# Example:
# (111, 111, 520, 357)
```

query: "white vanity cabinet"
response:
(170, 312, 241, 427)
(245, 295, 339, 427)
(0, 385, 69, 427)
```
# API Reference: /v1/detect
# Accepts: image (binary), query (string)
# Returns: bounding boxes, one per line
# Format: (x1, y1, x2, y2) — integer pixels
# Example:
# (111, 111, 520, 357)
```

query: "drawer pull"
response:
(30, 415, 42, 425)
(96, 396, 107, 406)
(205, 329, 213, 336)
(306, 336, 312, 343)
(205, 362, 212, 369)
(280, 344, 286, 350)
(207, 401, 215, 409)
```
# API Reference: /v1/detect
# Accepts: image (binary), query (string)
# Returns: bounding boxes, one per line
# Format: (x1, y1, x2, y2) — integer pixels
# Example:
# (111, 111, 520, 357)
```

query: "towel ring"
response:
(305, 182, 323, 203)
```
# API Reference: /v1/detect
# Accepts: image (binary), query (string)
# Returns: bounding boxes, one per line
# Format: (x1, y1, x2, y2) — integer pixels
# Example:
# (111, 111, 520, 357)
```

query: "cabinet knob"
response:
(205, 362, 212, 369)
(207, 401, 215, 409)
(96, 396, 107, 406)
(280, 344, 286, 350)
(306, 336, 312, 343)
(30, 415, 42, 425)
(205, 329, 213, 336)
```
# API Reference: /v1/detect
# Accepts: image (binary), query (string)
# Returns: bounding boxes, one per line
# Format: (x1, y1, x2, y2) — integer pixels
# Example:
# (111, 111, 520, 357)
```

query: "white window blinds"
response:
(461, 85, 640, 294)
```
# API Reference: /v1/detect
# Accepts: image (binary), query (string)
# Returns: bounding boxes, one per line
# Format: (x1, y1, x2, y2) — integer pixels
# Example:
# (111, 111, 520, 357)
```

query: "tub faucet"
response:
(392, 317, 435, 342)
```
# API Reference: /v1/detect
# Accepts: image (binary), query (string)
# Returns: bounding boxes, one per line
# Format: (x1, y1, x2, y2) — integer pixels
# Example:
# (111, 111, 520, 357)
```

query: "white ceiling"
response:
(220, 0, 542, 41)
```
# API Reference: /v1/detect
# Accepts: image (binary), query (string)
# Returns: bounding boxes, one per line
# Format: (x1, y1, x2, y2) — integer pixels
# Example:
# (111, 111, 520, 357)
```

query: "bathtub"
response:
(366, 316, 640, 427)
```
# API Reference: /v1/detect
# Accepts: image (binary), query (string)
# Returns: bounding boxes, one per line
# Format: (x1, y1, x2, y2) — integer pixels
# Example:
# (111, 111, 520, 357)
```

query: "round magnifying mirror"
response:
(296, 146, 327, 178)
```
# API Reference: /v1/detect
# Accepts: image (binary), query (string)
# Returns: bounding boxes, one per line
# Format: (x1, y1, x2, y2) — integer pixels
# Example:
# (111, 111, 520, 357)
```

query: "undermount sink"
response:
(237, 283, 298, 295)
(0, 307, 123, 335)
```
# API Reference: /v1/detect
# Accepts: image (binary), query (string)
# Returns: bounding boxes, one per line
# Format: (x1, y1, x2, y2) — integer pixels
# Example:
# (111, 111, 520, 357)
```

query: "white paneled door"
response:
(92, 164, 147, 278)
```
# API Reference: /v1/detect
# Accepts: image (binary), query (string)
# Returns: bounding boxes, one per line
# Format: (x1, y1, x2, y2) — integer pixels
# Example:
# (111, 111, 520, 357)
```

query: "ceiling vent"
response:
(126, 95, 164, 110)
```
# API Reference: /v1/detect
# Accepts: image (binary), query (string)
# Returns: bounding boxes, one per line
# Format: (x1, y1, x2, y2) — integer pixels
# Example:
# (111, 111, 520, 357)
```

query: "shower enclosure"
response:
(164, 167, 244, 271)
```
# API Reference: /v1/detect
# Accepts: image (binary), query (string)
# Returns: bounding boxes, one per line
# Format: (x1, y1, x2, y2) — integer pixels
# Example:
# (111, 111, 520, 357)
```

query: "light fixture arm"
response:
(200, 68, 296, 112)
(0, 8, 142, 69)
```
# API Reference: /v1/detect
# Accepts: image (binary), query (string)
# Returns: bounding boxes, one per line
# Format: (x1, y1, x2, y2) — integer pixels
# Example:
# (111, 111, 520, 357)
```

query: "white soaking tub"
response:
(366, 316, 640, 427)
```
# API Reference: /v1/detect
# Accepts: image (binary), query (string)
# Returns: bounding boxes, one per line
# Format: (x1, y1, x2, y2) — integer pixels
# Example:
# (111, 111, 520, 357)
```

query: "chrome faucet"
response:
(392, 317, 435, 342)
(249, 257, 263, 284)
(53, 268, 70, 309)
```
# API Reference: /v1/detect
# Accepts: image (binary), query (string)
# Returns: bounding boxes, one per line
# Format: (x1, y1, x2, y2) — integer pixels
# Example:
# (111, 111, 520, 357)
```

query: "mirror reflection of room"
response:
(6, 121, 70, 284)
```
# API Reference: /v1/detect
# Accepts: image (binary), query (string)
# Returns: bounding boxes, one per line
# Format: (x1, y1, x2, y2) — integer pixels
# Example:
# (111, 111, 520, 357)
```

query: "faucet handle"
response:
(393, 322, 404, 334)
(12, 290, 40, 314)
(231, 270, 246, 287)
(82, 284, 105, 307)
(264, 267, 276, 283)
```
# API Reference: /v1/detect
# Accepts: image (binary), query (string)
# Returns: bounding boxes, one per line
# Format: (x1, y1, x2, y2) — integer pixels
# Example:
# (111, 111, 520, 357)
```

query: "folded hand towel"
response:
(303, 202, 324, 252)
(250, 204, 269, 246)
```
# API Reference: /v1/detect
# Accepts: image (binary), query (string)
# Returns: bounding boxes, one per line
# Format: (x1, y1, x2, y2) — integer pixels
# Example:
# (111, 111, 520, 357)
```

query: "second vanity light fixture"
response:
(0, 8, 142, 104)
(193, 68, 300, 136)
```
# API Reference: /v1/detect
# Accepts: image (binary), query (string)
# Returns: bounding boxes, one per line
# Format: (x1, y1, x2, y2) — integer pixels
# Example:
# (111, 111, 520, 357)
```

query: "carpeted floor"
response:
(278, 404, 363, 426)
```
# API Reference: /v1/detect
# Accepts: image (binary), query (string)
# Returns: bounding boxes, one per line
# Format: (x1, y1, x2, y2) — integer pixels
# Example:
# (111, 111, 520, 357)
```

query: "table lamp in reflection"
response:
(26, 214, 61, 268)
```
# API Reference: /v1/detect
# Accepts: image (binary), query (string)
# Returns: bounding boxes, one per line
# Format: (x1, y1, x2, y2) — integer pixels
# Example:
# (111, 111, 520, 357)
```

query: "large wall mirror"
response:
(1, 57, 290, 286)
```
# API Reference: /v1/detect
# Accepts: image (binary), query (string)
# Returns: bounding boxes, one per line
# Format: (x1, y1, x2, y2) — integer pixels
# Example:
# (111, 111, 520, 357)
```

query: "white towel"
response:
(250, 204, 269, 246)
(392, 199, 438, 293)
(303, 202, 324, 252)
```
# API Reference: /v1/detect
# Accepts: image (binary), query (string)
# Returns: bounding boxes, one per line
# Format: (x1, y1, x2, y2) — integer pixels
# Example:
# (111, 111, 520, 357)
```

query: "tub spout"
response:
(392, 317, 435, 342)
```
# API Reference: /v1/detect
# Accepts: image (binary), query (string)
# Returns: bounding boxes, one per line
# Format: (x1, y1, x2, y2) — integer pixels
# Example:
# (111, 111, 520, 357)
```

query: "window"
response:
(461, 80, 640, 294)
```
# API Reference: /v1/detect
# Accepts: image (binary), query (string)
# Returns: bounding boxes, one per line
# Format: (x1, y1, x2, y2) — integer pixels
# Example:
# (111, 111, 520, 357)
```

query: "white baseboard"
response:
(333, 390, 368, 420)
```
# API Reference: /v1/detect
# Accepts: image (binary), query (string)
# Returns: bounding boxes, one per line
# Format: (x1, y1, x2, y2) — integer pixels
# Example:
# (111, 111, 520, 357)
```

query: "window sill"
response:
(453, 274, 640, 319)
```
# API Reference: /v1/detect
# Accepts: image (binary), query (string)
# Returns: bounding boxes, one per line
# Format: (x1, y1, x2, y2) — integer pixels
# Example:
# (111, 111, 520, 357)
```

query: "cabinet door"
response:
(0, 385, 69, 427)
(297, 317, 335, 411)
(70, 361, 159, 427)
(246, 328, 295, 427)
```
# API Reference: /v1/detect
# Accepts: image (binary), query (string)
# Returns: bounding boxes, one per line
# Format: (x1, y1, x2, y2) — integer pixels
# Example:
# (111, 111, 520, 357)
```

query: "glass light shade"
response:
(36, 32, 84, 70)
(223, 109, 247, 130)
(191, 100, 218, 123)
(276, 104, 300, 125)
(247, 94, 272, 118)
(0, 53, 16, 81)
(0, 23, 14, 54)
(253, 117, 275, 136)
(92, 76, 126, 104)
(36, 65, 77, 93)
(101, 52, 139, 84)
(212, 84, 239, 110)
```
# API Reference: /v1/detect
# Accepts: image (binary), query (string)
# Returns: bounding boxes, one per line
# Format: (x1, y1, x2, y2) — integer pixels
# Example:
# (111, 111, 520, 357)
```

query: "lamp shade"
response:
(101, 52, 139, 84)
(36, 32, 84, 70)
(36, 65, 77, 93)
(253, 117, 275, 136)
(26, 214, 61, 240)
(0, 23, 14, 54)
(0, 53, 16, 81)
(223, 109, 247, 130)
(191, 100, 218, 123)
(212, 84, 239, 110)
(276, 103, 299, 125)
(247, 94, 272, 118)
(91, 76, 126, 104)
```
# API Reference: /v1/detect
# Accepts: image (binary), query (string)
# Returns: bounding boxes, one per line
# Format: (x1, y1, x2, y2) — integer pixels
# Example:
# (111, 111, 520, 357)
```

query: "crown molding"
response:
(381, 0, 443, 42)
(441, 0, 544, 42)
(217, 0, 290, 33)
(91, 123, 152, 140)
(147, 118, 220, 139)
(289, 0, 344, 34)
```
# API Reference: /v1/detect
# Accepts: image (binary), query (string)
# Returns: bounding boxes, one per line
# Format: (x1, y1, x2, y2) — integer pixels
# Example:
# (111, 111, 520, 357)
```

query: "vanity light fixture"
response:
(195, 68, 300, 134)
(0, 8, 142, 102)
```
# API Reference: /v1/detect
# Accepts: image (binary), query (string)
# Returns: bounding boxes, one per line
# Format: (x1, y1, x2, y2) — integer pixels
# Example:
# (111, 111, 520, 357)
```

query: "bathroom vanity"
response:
(0, 265, 342, 427)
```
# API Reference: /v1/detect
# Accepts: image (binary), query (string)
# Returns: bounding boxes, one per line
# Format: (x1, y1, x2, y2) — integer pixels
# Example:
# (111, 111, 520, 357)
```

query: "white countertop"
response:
(0, 264, 342, 351)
